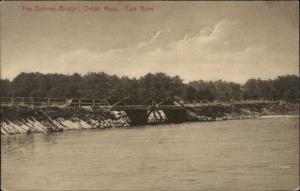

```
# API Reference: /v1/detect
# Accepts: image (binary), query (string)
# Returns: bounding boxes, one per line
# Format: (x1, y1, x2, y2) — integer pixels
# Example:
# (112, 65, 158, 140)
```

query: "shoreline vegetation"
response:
(1, 72, 299, 135)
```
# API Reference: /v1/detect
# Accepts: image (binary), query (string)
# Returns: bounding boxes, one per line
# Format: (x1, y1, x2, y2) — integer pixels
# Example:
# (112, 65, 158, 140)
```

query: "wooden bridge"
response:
(0, 96, 191, 124)
(0, 96, 281, 125)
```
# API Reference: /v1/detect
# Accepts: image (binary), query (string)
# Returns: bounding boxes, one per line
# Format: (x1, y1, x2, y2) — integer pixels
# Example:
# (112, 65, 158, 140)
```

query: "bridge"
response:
(0, 96, 281, 125)
(0, 96, 192, 124)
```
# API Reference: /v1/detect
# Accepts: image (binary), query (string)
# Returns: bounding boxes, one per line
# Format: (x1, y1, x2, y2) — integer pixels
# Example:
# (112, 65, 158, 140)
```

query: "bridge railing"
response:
(0, 97, 110, 107)
(1, 97, 282, 108)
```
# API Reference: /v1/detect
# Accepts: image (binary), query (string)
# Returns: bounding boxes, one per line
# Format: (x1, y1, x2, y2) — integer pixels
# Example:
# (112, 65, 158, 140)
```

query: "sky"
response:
(1, 1, 299, 83)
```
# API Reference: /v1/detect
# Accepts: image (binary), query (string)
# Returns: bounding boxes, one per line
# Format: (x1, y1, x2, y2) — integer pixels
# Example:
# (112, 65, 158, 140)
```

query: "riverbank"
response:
(1, 102, 298, 135)
(187, 101, 299, 121)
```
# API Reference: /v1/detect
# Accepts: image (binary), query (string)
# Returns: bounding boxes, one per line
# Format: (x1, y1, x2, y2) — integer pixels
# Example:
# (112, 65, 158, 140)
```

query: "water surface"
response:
(1, 117, 299, 190)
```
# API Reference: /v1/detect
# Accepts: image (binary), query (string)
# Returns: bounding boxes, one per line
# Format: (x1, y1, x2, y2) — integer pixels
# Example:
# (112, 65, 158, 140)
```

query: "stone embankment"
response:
(1, 106, 129, 135)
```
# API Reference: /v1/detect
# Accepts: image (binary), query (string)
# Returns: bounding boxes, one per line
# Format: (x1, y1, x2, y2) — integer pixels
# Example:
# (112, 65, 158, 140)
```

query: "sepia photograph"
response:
(1, 1, 299, 191)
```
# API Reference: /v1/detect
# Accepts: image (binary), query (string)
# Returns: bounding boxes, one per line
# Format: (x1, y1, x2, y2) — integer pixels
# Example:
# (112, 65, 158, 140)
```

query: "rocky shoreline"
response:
(187, 101, 299, 121)
(1, 106, 130, 135)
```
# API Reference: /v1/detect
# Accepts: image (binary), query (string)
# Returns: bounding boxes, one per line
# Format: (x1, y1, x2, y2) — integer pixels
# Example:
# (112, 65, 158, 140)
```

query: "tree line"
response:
(0, 72, 299, 103)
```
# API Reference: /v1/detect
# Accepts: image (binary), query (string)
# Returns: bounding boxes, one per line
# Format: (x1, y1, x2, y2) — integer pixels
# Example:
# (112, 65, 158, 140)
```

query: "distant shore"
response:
(186, 101, 299, 122)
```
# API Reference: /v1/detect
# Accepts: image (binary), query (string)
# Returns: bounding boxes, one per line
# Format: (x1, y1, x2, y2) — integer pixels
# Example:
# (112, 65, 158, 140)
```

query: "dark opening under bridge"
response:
(1, 96, 281, 125)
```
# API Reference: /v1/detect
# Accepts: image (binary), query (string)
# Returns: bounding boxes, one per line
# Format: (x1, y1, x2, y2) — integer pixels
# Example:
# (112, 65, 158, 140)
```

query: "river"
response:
(1, 117, 299, 191)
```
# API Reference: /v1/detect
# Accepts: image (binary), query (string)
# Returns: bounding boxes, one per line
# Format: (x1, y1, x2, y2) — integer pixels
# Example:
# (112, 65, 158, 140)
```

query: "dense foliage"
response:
(1, 72, 299, 103)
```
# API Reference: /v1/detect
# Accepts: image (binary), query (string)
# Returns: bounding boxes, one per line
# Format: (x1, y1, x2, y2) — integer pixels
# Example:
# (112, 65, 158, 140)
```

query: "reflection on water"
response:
(1, 118, 299, 191)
